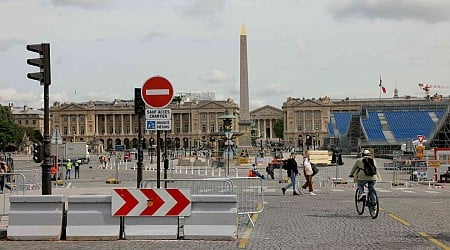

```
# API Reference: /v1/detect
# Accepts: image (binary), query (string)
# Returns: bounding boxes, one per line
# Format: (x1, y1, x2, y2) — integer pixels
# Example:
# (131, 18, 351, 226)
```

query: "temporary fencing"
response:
(0, 173, 26, 217)
(229, 177, 264, 228)
(140, 177, 265, 228)
(13, 169, 41, 190)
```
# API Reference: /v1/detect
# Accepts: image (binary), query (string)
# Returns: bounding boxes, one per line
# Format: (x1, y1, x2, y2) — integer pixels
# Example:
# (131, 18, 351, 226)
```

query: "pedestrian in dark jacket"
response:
(281, 153, 300, 195)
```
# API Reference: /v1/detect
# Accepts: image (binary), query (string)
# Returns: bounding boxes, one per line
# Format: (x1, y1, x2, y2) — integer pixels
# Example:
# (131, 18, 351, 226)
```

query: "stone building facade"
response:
(48, 98, 240, 153)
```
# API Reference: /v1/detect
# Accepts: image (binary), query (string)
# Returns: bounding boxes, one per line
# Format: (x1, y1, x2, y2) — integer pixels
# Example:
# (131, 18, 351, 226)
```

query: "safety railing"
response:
(140, 177, 265, 228)
(140, 178, 234, 195)
(13, 170, 41, 190)
(0, 173, 26, 217)
(229, 177, 264, 228)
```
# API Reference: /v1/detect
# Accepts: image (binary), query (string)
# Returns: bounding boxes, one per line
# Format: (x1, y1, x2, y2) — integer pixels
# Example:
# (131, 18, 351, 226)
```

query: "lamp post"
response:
(219, 110, 235, 177)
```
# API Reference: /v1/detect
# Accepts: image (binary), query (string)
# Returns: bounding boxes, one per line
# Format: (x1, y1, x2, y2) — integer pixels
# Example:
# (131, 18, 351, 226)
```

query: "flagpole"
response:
(379, 75, 382, 101)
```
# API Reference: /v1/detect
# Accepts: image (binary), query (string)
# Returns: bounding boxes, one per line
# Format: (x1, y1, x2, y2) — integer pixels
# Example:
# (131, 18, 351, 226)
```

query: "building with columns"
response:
(49, 97, 240, 153)
(250, 105, 283, 146)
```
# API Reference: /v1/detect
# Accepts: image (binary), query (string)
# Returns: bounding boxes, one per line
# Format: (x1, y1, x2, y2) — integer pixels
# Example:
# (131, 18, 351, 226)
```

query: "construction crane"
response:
(418, 83, 448, 97)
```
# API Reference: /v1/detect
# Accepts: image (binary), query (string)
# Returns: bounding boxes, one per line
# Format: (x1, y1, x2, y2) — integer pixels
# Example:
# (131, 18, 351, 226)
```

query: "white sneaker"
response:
(309, 192, 317, 196)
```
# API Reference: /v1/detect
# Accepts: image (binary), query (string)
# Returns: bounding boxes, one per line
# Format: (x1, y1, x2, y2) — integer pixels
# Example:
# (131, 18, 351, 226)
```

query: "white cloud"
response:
(199, 70, 233, 84)
(0, 88, 42, 107)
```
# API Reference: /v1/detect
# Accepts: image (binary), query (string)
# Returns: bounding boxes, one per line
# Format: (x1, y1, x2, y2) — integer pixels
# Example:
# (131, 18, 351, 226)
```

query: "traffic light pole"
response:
(41, 82, 52, 195)
(136, 111, 143, 188)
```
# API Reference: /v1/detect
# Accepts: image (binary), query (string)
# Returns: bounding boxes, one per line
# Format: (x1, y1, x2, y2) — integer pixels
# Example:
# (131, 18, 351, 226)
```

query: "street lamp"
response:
(219, 110, 235, 177)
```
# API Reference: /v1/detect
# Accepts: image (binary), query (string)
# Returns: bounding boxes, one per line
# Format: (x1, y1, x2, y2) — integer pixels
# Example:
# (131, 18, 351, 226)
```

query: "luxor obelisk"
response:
(238, 23, 252, 147)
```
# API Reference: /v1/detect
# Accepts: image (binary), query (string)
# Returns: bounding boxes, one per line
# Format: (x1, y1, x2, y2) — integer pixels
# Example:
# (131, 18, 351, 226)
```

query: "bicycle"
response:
(354, 183, 379, 219)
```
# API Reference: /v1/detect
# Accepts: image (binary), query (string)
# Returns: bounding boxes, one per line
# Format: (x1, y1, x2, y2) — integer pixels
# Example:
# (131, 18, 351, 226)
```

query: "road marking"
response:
(418, 232, 450, 250)
(331, 189, 345, 192)
(238, 202, 263, 249)
(387, 213, 449, 249)
(402, 190, 416, 193)
(388, 213, 411, 227)
(424, 190, 439, 194)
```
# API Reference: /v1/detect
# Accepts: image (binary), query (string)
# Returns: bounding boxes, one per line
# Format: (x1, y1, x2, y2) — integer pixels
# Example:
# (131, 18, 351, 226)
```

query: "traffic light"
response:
(33, 142, 43, 163)
(135, 88, 145, 115)
(26, 43, 51, 85)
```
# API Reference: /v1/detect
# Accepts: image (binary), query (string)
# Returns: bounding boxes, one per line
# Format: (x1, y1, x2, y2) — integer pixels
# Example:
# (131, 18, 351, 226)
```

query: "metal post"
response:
(136, 112, 143, 188)
(41, 83, 52, 195)
(157, 130, 161, 188)
(164, 131, 168, 188)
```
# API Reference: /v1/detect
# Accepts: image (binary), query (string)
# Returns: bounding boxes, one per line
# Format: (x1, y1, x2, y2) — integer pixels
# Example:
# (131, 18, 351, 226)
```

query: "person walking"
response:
(74, 159, 81, 179)
(0, 161, 13, 193)
(349, 149, 381, 202)
(65, 159, 73, 179)
(281, 153, 300, 195)
(302, 151, 316, 195)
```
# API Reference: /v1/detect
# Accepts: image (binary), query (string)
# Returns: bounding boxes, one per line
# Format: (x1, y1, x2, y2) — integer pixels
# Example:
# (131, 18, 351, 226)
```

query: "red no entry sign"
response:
(141, 76, 174, 108)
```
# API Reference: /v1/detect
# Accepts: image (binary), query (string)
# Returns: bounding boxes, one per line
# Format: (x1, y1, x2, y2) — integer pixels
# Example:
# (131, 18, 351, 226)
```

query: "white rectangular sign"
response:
(146, 120, 171, 131)
(145, 108, 171, 120)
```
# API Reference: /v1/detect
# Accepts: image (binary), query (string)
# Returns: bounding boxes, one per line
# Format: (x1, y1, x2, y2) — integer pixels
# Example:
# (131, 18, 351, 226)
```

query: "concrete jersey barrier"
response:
(8, 195, 65, 241)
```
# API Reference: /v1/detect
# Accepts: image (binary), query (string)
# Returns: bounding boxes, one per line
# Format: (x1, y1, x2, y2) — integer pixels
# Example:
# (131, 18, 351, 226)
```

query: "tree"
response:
(273, 118, 284, 140)
(0, 105, 23, 151)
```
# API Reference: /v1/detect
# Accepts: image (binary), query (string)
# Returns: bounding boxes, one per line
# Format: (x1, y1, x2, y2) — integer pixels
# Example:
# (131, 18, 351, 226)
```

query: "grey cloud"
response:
(328, 0, 450, 24)
(140, 32, 166, 42)
(199, 70, 233, 84)
(179, 0, 226, 27)
(51, 0, 115, 10)
(258, 82, 290, 97)
(0, 38, 24, 51)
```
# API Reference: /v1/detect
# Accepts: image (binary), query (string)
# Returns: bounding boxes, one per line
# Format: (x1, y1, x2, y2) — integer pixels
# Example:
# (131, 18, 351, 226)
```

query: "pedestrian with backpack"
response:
(281, 153, 301, 196)
(349, 149, 381, 202)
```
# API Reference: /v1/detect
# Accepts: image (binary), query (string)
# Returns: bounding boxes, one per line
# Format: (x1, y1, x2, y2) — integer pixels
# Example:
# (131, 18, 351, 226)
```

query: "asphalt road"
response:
(0, 155, 448, 250)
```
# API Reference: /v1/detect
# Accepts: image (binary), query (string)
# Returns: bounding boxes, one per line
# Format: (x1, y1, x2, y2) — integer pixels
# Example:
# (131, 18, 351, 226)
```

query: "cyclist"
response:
(349, 149, 381, 203)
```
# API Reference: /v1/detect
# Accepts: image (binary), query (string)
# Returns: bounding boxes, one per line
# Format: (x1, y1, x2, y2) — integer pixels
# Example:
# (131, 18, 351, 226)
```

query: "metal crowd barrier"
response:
(229, 177, 264, 228)
(140, 178, 234, 195)
(13, 169, 41, 190)
(0, 173, 26, 217)
(140, 177, 265, 228)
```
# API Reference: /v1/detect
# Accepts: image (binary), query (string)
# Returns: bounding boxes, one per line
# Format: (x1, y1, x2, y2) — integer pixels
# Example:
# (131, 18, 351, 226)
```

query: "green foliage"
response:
(273, 118, 284, 139)
(0, 105, 38, 151)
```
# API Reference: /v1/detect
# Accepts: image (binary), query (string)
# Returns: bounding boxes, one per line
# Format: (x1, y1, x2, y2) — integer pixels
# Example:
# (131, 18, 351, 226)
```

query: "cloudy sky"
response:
(1, 0, 450, 110)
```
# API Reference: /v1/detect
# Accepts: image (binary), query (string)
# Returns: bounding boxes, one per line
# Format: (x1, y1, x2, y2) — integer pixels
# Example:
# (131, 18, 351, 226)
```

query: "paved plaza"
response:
(0, 155, 448, 249)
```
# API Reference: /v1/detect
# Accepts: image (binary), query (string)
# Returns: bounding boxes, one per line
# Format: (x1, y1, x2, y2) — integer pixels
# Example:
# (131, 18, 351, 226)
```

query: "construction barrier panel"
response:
(183, 194, 237, 240)
(8, 195, 65, 241)
(66, 195, 120, 240)
(124, 216, 179, 240)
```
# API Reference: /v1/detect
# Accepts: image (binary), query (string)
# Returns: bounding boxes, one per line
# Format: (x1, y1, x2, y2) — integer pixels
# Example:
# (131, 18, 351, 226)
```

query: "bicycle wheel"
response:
(368, 190, 379, 219)
(355, 189, 365, 215)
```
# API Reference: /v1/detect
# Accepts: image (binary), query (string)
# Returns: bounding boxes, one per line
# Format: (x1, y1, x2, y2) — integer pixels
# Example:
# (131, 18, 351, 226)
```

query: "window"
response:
(33, 120, 36, 125)
(126, 126, 130, 134)
(210, 124, 215, 133)
(80, 115, 85, 122)
(71, 115, 77, 122)
(109, 126, 113, 134)
(183, 124, 189, 133)
(63, 126, 68, 135)
(201, 113, 207, 119)
(202, 124, 207, 133)
(63, 116, 68, 122)
(297, 122, 302, 131)
(80, 126, 85, 135)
